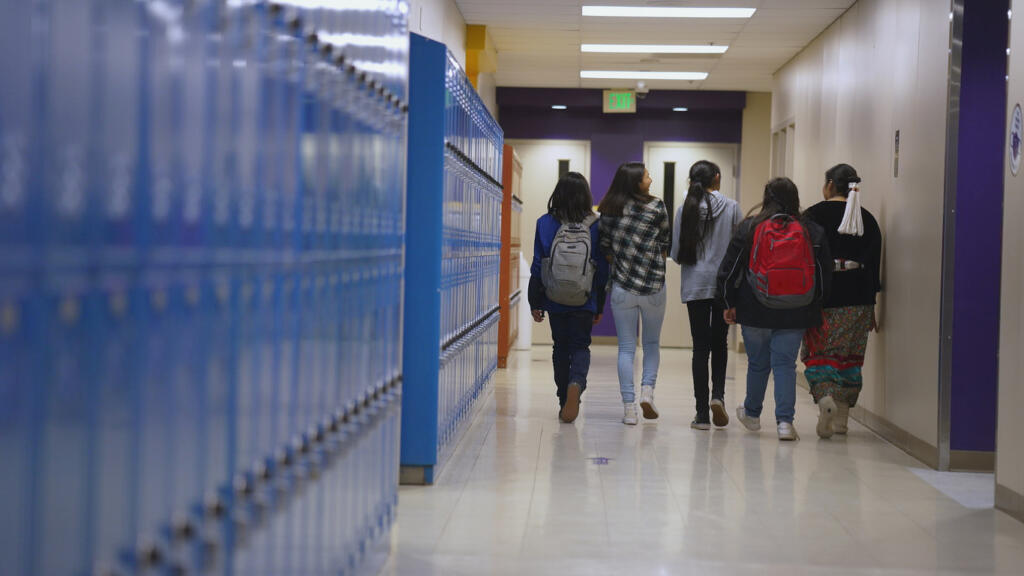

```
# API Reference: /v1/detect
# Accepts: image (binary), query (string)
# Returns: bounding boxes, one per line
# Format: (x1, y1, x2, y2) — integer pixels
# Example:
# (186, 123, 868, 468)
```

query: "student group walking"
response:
(529, 161, 882, 440)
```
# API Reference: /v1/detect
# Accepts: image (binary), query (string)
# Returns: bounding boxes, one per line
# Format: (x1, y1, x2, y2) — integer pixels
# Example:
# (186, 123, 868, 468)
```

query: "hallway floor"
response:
(383, 346, 1024, 575)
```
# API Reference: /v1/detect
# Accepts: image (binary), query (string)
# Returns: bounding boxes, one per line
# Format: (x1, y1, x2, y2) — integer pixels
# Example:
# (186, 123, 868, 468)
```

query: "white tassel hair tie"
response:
(837, 181, 864, 236)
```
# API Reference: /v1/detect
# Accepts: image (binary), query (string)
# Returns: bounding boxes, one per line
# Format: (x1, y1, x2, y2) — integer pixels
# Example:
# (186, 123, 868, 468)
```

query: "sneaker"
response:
(623, 402, 638, 425)
(833, 401, 850, 434)
(778, 421, 799, 441)
(561, 382, 582, 423)
(735, 405, 761, 431)
(710, 398, 729, 427)
(690, 417, 711, 430)
(640, 386, 659, 419)
(816, 396, 836, 439)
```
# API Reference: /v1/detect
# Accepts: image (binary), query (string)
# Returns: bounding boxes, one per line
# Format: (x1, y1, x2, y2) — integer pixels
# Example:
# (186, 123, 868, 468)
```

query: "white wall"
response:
(773, 0, 951, 450)
(999, 0, 1024, 519)
(408, 0, 466, 69)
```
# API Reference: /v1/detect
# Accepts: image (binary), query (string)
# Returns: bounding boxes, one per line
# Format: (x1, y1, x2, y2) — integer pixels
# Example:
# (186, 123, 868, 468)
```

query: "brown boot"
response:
(834, 401, 850, 434)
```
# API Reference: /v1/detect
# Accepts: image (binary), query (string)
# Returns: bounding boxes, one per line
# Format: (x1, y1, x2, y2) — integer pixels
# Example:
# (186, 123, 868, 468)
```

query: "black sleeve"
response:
(593, 283, 607, 316)
(813, 226, 833, 303)
(528, 274, 547, 311)
(716, 221, 750, 309)
(866, 211, 883, 294)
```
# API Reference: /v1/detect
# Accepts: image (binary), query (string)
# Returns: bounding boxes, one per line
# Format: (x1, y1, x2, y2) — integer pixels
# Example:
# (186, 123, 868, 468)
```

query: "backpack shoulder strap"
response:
(581, 213, 598, 228)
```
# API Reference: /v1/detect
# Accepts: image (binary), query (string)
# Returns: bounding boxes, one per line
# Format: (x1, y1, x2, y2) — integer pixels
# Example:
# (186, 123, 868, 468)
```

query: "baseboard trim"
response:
(996, 483, 1024, 524)
(949, 450, 996, 472)
(592, 336, 618, 346)
(849, 405, 940, 469)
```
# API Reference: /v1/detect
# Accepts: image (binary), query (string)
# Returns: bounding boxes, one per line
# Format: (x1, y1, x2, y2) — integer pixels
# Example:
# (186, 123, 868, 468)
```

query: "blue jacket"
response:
(528, 213, 610, 315)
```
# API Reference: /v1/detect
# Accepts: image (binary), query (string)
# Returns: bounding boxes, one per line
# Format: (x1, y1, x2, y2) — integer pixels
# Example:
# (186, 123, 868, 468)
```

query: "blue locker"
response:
(99, 0, 144, 266)
(0, 277, 36, 576)
(45, 0, 95, 270)
(37, 272, 95, 575)
(0, 0, 40, 273)
(90, 272, 139, 575)
(145, 0, 187, 265)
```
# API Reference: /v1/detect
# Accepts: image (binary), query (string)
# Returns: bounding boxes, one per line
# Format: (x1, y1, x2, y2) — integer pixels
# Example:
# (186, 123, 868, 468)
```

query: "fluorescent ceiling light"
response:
(552, 105, 568, 110)
(581, 70, 708, 81)
(582, 44, 728, 54)
(582, 6, 756, 18)
(673, 107, 689, 112)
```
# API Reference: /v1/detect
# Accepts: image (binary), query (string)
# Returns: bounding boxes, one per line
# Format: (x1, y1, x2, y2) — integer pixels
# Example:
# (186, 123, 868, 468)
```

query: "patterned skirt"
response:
(801, 305, 873, 406)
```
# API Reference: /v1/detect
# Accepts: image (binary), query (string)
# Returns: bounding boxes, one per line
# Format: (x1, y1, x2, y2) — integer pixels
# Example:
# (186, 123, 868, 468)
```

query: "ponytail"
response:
(676, 160, 720, 265)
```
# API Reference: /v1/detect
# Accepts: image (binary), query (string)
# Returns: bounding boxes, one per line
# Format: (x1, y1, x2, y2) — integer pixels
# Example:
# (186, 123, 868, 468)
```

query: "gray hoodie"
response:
(670, 191, 742, 302)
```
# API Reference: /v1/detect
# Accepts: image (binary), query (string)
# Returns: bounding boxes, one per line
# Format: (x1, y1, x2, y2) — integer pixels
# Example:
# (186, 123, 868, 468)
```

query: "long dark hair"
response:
(825, 163, 861, 198)
(547, 171, 594, 223)
(676, 160, 720, 265)
(597, 162, 650, 217)
(747, 177, 802, 229)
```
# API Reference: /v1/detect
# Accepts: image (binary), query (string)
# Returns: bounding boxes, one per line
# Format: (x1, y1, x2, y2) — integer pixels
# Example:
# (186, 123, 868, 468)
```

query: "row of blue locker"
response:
(0, 0, 407, 273)
(442, 150, 504, 244)
(443, 51, 503, 183)
(0, 260, 403, 575)
(437, 314, 499, 455)
(228, 389, 401, 576)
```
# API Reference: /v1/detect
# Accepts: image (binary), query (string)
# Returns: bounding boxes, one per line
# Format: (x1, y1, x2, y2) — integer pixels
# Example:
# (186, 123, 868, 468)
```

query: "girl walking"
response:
(716, 178, 832, 440)
(529, 172, 610, 423)
(801, 164, 882, 438)
(671, 160, 742, 430)
(598, 162, 671, 425)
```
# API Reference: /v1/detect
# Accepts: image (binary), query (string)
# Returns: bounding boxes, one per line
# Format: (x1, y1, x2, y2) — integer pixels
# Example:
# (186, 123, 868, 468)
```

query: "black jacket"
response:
(715, 218, 832, 330)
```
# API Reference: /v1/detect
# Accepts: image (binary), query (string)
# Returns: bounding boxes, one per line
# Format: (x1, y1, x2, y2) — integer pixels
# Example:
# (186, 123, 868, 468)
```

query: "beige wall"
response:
(408, 0, 498, 119)
(740, 92, 772, 215)
(409, 0, 466, 68)
(999, 0, 1024, 518)
(773, 0, 951, 451)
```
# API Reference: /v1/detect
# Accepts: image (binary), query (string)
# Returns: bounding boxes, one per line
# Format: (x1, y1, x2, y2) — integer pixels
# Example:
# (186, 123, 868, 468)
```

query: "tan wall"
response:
(740, 92, 772, 215)
(999, 0, 1024, 517)
(773, 0, 951, 451)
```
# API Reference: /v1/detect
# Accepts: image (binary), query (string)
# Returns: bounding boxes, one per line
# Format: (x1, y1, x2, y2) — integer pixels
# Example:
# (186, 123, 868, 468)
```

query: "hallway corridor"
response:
(385, 347, 1024, 575)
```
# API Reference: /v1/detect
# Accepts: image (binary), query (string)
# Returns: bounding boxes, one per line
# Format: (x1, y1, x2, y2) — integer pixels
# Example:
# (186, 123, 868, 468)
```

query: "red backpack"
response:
(746, 215, 816, 309)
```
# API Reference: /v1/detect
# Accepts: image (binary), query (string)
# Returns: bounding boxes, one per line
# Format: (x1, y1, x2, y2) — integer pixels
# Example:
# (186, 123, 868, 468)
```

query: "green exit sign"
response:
(603, 90, 637, 114)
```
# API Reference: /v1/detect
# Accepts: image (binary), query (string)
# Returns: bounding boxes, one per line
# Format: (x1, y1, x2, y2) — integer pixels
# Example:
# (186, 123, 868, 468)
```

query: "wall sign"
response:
(894, 129, 900, 178)
(603, 90, 636, 114)
(1010, 103, 1022, 176)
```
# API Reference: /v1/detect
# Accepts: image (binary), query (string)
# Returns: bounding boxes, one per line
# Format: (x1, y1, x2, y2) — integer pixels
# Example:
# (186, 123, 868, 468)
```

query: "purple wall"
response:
(498, 88, 745, 336)
(950, 0, 1007, 452)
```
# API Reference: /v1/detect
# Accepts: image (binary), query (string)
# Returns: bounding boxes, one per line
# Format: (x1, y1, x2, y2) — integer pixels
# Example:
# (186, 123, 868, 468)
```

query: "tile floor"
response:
(382, 346, 1024, 575)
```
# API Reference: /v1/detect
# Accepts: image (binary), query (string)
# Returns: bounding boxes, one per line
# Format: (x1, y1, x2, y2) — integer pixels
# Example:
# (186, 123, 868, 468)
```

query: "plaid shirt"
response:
(599, 198, 671, 295)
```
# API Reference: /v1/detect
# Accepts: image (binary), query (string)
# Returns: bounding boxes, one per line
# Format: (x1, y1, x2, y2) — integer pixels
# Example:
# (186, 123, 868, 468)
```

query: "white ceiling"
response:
(455, 0, 856, 91)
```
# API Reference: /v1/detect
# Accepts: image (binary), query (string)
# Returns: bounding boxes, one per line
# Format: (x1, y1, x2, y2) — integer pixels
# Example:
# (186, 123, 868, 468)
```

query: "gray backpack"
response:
(541, 214, 599, 306)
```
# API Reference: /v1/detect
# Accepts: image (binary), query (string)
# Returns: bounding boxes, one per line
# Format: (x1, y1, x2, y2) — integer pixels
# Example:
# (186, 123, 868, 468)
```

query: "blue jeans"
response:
(740, 326, 805, 424)
(610, 283, 667, 403)
(548, 310, 593, 407)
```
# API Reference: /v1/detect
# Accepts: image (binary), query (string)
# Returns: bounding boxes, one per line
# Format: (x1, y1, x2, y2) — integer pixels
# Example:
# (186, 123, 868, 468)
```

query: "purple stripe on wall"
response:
(499, 88, 744, 337)
(950, 0, 1007, 452)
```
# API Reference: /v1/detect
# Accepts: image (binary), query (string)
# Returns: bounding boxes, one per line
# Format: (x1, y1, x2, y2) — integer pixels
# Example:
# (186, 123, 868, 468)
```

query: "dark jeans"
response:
(686, 299, 729, 418)
(549, 310, 594, 407)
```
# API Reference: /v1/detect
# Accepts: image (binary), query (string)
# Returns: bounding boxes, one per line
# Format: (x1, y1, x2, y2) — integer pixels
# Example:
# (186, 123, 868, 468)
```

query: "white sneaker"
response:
(834, 401, 850, 434)
(623, 402, 638, 425)
(735, 405, 761, 431)
(778, 421, 799, 441)
(640, 386, 659, 419)
(817, 396, 836, 439)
